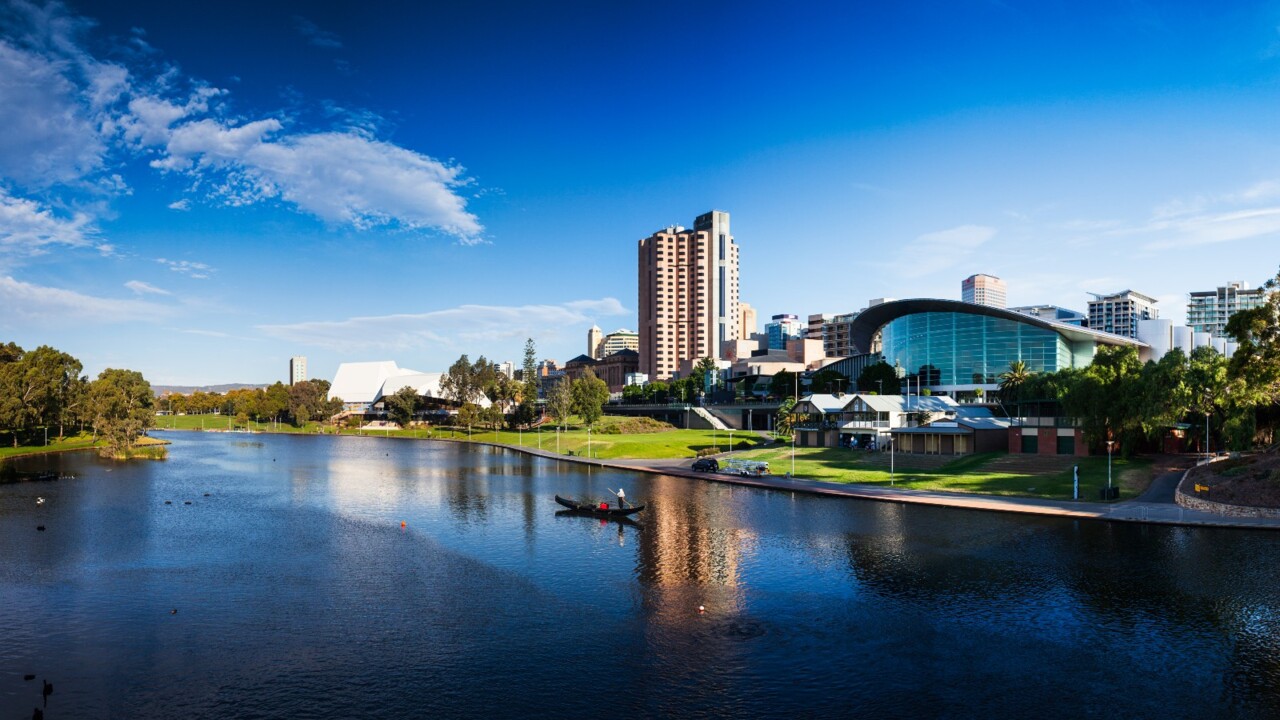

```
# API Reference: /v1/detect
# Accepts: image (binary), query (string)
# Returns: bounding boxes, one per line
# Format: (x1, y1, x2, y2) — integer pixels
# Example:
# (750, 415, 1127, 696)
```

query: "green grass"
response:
(731, 445, 1154, 502)
(0, 433, 104, 460)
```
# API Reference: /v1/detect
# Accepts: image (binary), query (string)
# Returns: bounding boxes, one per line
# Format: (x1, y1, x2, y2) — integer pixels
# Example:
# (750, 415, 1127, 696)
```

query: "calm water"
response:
(1, 432, 1279, 718)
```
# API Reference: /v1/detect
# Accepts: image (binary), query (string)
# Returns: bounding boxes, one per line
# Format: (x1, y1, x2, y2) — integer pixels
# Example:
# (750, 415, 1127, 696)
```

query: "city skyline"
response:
(4, 0, 1280, 385)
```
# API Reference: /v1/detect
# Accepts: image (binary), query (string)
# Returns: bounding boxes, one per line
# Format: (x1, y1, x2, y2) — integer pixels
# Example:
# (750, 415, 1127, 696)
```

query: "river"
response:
(1, 431, 1278, 718)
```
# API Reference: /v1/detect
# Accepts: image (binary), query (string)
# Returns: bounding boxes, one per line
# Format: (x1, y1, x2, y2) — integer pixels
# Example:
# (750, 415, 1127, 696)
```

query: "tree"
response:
(692, 356, 719, 393)
(775, 397, 796, 436)
(386, 386, 420, 428)
(518, 338, 540, 421)
(441, 355, 476, 406)
(857, 361, 899, 394)
(770, 370, 799, 400)
(810, 368, 848, 394)
(88, 368, 155, 456)
(571, 367, 610, 427)
(1061, 345, 1144, 455)
(997, 360, 1033, 401)
(546, 378, 574, 428)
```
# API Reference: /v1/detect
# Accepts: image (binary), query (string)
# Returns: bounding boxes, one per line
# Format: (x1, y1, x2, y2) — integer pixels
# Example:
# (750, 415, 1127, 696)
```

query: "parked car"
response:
(692, 458, 719, 472)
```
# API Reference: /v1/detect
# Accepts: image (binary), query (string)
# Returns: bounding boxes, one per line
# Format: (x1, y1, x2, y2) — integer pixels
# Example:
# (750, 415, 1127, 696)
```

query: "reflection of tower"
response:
(588, 325, 603, 359)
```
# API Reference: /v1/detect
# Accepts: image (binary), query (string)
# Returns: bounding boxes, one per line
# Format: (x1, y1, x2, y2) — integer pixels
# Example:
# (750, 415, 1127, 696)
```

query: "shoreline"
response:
(151, 427, 1280, 531)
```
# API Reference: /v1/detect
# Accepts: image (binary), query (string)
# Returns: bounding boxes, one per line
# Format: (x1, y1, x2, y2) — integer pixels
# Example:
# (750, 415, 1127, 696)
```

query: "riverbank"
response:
(0, 434, 169, 467)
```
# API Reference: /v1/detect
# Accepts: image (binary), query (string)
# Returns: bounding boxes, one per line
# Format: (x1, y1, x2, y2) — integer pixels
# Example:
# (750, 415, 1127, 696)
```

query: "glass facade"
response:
(879, 311, 1079, 386)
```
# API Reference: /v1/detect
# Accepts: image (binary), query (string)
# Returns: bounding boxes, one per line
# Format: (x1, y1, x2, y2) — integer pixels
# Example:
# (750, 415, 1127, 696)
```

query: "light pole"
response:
(587, 426, 591, 458)
(1106, 439, 1115, 492)
(877, 379, 883, 395)
(728, 429, 734, 456)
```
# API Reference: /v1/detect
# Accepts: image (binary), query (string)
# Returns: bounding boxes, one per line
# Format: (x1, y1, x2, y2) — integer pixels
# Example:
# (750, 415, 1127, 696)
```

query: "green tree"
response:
(1061, 345, 1144, 455)
(692, 356, 719, 393)
(775, 397, 796, 436)
(518, 338, 540, 422)
(88, 368, 155, 455)
(810, 368, 849, 394)
(571, 367, 610, 427)
(856, 361, 899, 394)
(546, 378, 574, 428)
(770, 370, 799, 400)
(997, 360, 1033, 401)
(441, 354, 476, 406)
(386, 386, 420, 428)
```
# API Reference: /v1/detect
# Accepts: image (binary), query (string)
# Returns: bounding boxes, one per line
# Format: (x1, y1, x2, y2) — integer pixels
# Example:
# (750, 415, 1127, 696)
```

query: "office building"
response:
(807, 311, 861, 357)
(289, 356, 307, 385)
(638, 210, 740, 380)
(600, 328, 639, 357)
(741, 302, 758, 337)
(765, 314, 804, 350)
(1086, 290, 1158, 339)
(1187, 281, 1265, 337)
(587, 325, 603, 359)
(961, 274, 1007, 308)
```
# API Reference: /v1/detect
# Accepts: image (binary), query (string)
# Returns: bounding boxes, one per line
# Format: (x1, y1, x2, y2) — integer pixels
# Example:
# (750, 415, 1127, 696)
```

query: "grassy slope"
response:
(731, 445, 1153, 502)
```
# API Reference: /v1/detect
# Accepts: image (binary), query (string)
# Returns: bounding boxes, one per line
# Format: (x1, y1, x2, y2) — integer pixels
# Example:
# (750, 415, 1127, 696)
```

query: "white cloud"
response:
(156, 257, 215, 278)
(0, 40, 108, 187)
(0, 188, 96, 258)
(891, 224, 997, 279)
(0, 275, 172, 325)
(1139, 207, 1280, 250)
(125, 279, 170, 295)
(151, 123, 483, 239)
(257, 298, 630, 353)
(168, 198, 190, 211)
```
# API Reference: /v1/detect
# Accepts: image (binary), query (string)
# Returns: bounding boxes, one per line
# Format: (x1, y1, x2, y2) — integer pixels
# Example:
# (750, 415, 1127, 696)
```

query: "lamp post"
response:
(728, 429, 734, 456)
(1205, 410, 1210, 465)
(1106, 439, 1115, 491)
(587, 426, 591, 459)
(877, 379, 883, 395)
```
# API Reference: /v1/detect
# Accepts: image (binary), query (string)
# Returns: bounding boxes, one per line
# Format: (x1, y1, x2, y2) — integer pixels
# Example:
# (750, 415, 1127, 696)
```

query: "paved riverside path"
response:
(487, 442, 1280, 531)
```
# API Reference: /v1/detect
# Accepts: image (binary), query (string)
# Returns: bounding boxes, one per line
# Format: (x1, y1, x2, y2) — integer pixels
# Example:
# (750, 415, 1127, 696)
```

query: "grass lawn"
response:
(731, 445, 1154, 502)
(0, 433, 104, 461)
(154, 413, 768, 460)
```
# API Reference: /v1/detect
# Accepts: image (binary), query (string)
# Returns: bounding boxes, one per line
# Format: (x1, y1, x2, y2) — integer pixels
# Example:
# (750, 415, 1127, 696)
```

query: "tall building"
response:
(638, 210, 740, 380)
(497, 361, 515, 379)
(289, 356, 307, 385)
(807, 313, 833, 341)
(600, 328, 639, 357)
(1187, 281, 1265, 337)
(961, 274, 1007, 308)
(740, 302, 758, 338)
(765, 314, 804, 350)
(587, 325, 603, 359)
(1087, 290, 1158, 338)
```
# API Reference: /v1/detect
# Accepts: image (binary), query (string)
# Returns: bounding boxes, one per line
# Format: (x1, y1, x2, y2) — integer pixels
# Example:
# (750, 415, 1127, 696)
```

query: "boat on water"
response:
(554, 495, 645, 517)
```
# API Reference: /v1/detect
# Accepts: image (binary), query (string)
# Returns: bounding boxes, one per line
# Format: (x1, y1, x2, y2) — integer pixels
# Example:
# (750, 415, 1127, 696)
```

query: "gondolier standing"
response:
(612, 488, 627, 508)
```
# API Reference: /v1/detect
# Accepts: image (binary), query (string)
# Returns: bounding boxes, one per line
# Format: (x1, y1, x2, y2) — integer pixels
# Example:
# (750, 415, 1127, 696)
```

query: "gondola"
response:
(554, 509, 642, 528)
(554, 495, 645, 517)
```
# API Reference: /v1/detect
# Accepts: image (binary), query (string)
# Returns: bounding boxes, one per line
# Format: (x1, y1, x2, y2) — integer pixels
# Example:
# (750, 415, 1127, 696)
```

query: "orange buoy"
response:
(400, 521, 407, 529)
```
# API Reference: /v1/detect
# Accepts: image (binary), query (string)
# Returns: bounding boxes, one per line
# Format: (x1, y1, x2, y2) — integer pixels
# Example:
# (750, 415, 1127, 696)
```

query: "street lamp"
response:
(877, 379, 883, 395)
(1106, 439, 1115, 492)
(728, 429, 734, 456)
(1204, 410, 1211, 465)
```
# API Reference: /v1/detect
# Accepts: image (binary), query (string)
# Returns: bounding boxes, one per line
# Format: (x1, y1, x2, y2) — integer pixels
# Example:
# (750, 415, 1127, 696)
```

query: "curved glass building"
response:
(850, 299, 1145, 392)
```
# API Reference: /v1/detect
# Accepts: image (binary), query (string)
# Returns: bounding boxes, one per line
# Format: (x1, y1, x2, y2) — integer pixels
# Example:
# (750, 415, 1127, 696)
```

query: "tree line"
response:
(158, 380, 344, 428)
(0, 342, 155, 455)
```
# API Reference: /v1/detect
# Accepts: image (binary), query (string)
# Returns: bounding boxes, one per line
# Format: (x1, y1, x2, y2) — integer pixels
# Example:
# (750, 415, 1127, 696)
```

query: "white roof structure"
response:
(328, 361, 491, 407)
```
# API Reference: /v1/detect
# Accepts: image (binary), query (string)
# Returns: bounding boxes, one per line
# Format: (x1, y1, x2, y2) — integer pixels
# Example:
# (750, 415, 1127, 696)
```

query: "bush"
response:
(600, 417, 674, 435)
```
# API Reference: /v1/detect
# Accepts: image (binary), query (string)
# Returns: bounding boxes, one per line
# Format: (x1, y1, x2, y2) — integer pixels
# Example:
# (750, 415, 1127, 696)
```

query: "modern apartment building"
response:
(961, 274, 1007, 308)
(1086, 290, 1158, 339)
(289, 356, 307, 385)
(765, 314, 805, 350)
(600, 329, 639, 357)
(1187, 281, 1265, 337)
(638, 210, 740, 380)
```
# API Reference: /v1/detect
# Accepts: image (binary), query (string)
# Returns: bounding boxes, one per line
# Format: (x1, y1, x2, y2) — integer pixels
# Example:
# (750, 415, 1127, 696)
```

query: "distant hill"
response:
(153, 383, 271, 396)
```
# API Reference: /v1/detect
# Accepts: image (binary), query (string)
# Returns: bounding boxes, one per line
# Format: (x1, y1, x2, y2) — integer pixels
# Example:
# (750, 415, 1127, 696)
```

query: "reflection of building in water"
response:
(635, 479, 752, 589)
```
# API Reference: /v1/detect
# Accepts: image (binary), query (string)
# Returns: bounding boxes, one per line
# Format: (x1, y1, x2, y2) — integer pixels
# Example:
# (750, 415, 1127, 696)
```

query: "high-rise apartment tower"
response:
(289, 356, 307, 385)
(638, 210, 740, 380)
(1187, 281, 1265, 337)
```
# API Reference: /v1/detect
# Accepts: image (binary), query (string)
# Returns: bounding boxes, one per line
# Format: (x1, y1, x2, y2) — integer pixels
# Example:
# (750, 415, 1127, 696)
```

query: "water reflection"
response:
(3, 432, 1280, 719)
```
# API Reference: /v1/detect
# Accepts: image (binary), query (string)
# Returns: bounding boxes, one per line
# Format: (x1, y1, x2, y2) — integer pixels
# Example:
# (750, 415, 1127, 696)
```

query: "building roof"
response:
(857, 394, 958, 413)
(849, 298, 1147, 355)
(329, 361, 491, 407)
(796, 393, 856, 414)
(564, 354, 597, 366)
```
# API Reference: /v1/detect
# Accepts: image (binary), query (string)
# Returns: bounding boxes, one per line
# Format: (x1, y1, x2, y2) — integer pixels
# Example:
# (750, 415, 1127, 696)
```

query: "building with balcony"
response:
(1187, 281, 1265, 338)
(1086, 290, 1158, 339)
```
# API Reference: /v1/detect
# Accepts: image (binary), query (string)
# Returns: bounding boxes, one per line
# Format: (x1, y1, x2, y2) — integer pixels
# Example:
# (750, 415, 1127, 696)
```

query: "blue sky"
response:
(3, 0, 1280, 385)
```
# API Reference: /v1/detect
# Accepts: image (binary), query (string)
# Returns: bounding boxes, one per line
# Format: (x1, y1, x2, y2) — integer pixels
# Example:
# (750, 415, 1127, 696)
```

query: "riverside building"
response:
(1187, 281, 1265, 337)
(1086, 290, 1158, 339)
(637, 210, 740, 380)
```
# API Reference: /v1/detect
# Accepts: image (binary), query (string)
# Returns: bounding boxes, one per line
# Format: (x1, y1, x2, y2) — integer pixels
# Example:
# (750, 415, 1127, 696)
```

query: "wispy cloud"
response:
(0, 187, 97, 260)
(0, 276, 172, 325)
(168, 198, 190, 211)
(124, 279, 170, 295)
(0, 1, 484, 250)
(156, 257, 215, 278)
(258, 298, 629, 353)
(891, 224, 997, 279)
(293, 16, 342, 49)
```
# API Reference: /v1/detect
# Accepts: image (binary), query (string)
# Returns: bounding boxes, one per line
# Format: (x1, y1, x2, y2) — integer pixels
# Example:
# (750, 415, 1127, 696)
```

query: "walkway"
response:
(491, 443, 1280, 531)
